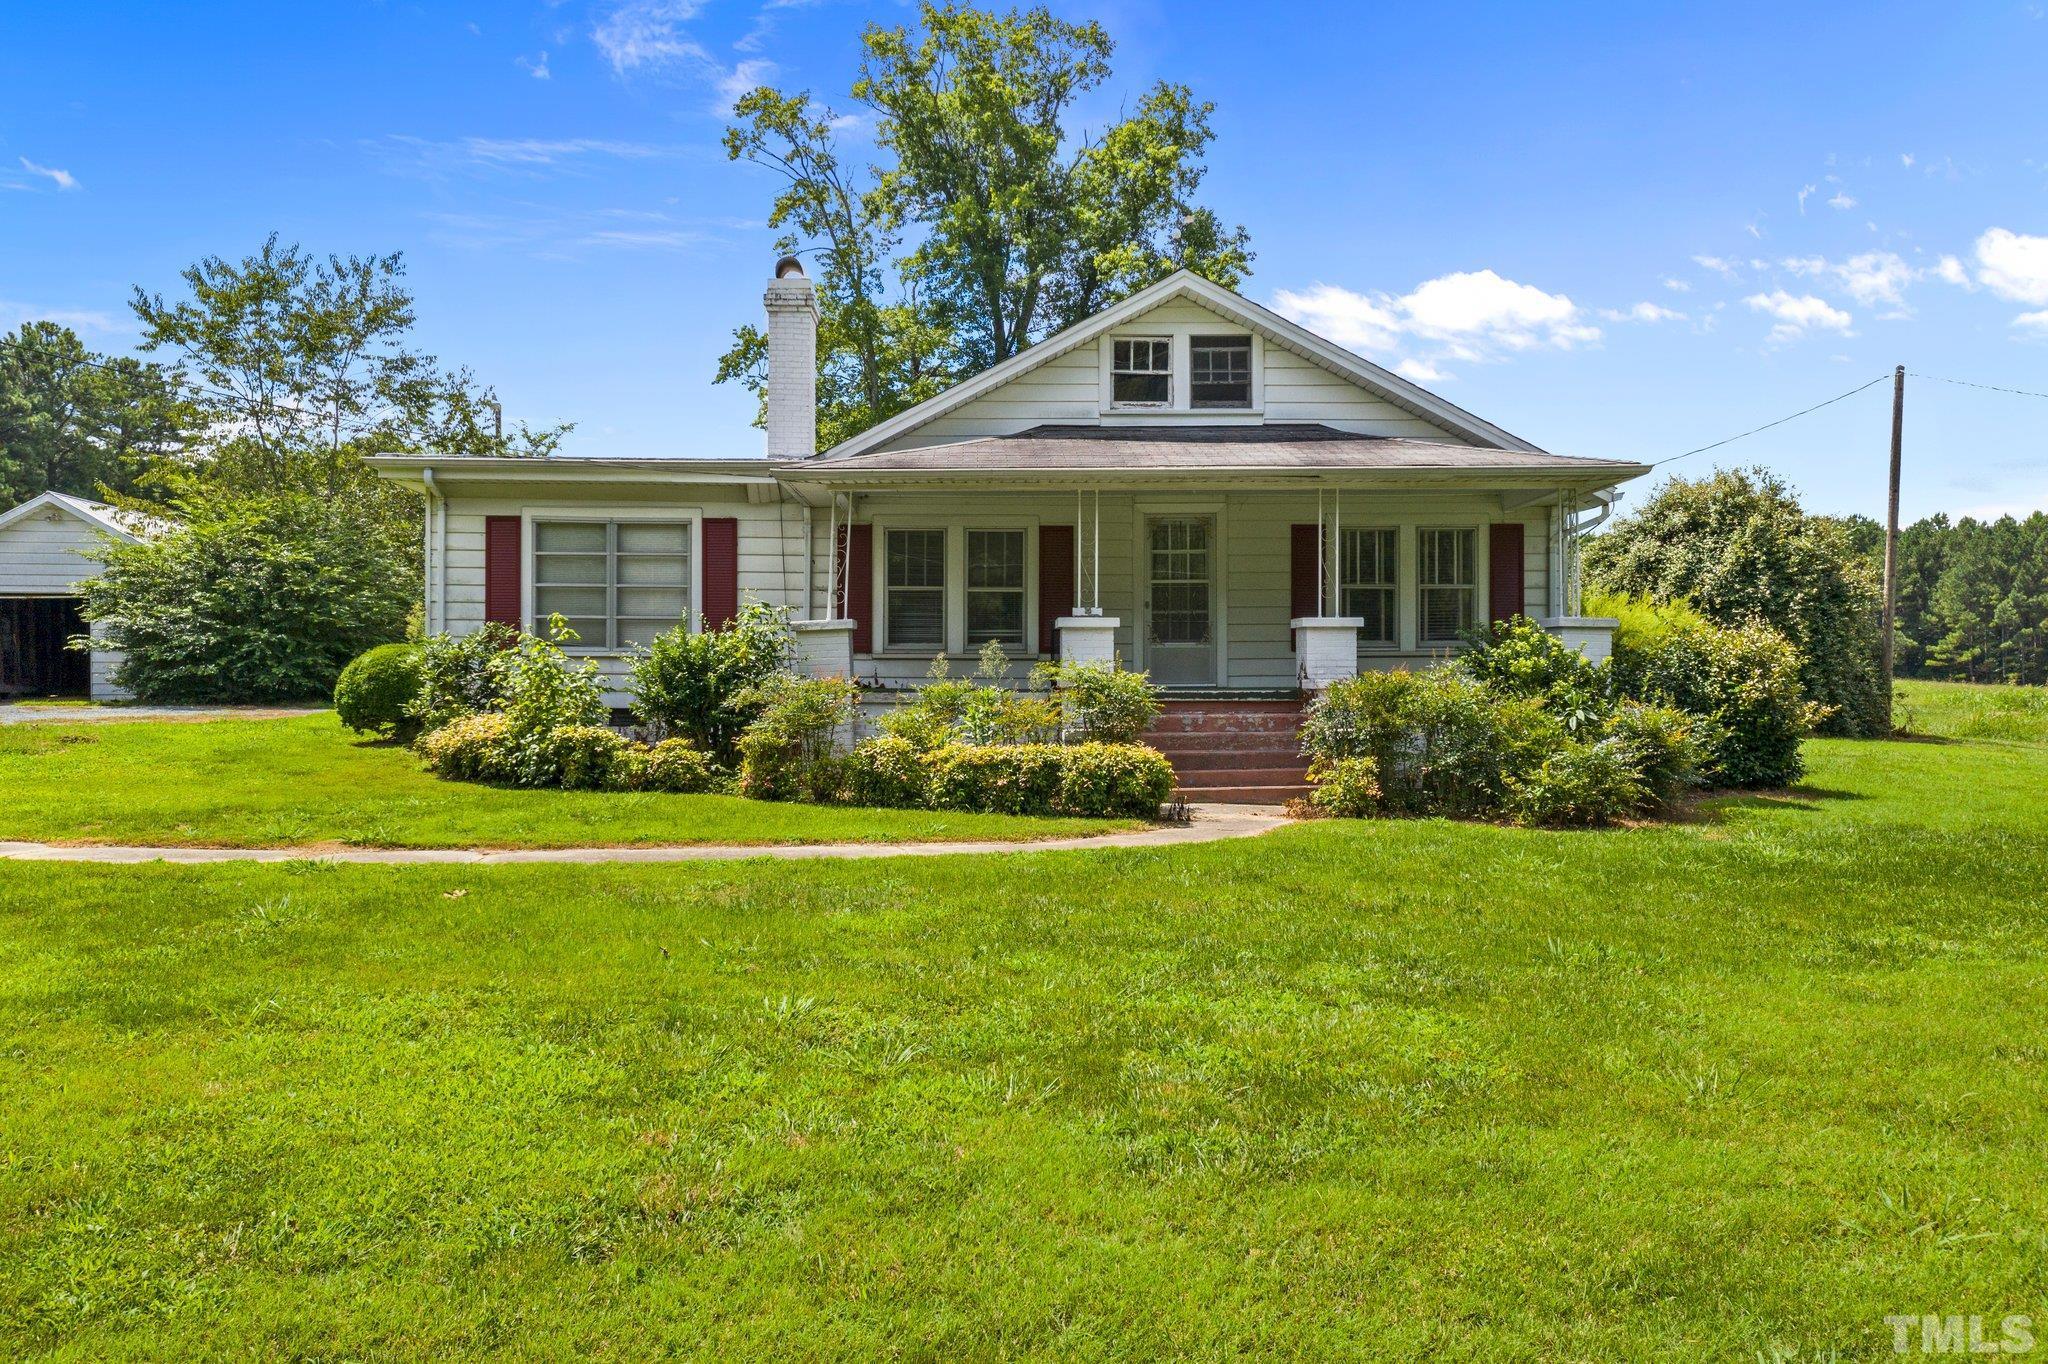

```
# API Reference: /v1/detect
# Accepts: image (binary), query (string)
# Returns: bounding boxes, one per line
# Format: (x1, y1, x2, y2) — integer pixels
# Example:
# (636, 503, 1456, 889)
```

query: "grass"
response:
(0, 713, 1136, 848)
(4, 686, 2048, 1357)
(1897, 676, 2048, 743)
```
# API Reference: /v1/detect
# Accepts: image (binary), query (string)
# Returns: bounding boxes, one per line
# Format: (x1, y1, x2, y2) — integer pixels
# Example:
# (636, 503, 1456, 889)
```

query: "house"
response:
(0, 491, 160, 701)
(370, 263, 1648, 800)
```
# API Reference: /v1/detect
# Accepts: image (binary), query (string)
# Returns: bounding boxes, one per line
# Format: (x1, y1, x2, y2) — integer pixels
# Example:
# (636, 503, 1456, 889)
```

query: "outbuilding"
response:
(0, 491, 155, 700)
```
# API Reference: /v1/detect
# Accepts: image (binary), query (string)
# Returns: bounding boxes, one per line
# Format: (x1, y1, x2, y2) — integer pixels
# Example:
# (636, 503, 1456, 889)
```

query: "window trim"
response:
(1109, 335, 1173, 409)
(1098, 327, 1264, 417)
(963, 527, 1029, 650)
(1337, 525, 1400, 650)
(869, 514, 1042, 659)
(1189, 334, 1254, 410)
(519, 507, 703, 655)
(881, 525, 950, 655)
(1416, 525, 1479, 646)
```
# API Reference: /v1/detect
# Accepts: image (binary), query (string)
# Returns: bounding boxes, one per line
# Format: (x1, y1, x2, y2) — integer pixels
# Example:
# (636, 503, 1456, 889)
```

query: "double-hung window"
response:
(1111, 337, 1172, 406)
(885, 528, 947, 651)
(1339, 527, 1398, 646)
(965, 529, 1027, 647)
(1190, 335, 1252, 408)
(1418, 528, 1477, 644)
(533, 520, 691, 650)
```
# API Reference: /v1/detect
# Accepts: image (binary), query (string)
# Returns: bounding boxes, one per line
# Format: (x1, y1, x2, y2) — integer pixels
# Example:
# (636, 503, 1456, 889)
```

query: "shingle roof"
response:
(795, 424, 1648, 477)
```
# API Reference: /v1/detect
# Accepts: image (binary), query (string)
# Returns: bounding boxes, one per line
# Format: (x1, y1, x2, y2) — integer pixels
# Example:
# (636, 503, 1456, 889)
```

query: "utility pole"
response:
(1881, 364, 1904, 730)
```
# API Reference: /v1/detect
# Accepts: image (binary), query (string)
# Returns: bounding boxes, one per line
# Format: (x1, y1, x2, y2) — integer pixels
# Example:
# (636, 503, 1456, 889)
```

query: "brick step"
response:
(1173, 782, 1311, 806)
(1147, 715, 1305, 737)
(1156, 748, 1306, 773)
(1173, 765, 1311, 788)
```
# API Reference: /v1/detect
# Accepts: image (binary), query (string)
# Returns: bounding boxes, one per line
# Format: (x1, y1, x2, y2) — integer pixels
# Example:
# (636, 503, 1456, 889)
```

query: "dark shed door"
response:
(0, 597, 91, 696)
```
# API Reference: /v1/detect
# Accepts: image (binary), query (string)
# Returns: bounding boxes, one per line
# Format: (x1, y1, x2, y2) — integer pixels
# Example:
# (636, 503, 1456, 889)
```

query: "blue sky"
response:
(4, 0, 2046, 521)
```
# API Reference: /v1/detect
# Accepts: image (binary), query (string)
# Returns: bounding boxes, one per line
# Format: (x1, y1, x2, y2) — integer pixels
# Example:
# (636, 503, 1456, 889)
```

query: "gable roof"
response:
(0, 491, 168, 543)
(819, 269, 1548, 461)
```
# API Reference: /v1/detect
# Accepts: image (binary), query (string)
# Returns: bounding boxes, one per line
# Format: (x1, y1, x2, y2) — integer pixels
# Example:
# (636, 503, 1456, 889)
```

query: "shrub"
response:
(541, 724, 628, 791)
(1506, 740, 1649, 828)
(1030, 656, 1164, 744)
(1055, 742, 1174, 818)
(409, 622, 520, 731)
(736, 674, 859, 802)
(926, 743, 1066, 815)
(843, 735, 931, 809)
(78, 491, 412, 703)
(334, 643, 423, 738)
(1303, 668, 1560, 818)
(1601, 593, 1815, 788)
(415, 712, 513, 783)
(627, 603, 796, 762)
(1457, 616, 1611, 733)
(1584, 467, 1886, 736)
(1599, 702, 1705, 809)
(640, 737, 719, 794)
(1306, 755, 1382, 818)
(880, 646, 1061, 749)
(493, 620, 612, 787)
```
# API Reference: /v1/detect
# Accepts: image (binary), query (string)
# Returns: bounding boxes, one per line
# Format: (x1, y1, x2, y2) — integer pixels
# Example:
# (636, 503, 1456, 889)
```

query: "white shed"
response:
(0, 491, 157, 700)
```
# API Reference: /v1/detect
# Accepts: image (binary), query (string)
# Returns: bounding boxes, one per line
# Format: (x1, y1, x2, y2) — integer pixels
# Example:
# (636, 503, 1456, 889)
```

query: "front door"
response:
(1145, 515, 1217, 687)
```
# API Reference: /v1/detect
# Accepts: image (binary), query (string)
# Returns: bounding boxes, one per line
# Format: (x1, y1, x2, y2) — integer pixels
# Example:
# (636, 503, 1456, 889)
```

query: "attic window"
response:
(1111, 338, 1171, 405)
(1190, 336, 1252, 408)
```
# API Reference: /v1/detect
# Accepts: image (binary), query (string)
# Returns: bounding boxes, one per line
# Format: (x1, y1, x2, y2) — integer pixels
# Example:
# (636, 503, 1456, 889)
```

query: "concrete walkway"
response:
(0, 704, 325, 724)
(0, 803, 1293, 866)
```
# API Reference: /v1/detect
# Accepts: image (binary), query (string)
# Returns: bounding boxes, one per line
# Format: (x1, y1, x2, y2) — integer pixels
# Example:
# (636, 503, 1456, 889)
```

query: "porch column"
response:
(1290, 615, 1363, 691)
(1538, 616, 1618, 663)
(791, 619, 856, 678)
(1055, 614, 1120, 667)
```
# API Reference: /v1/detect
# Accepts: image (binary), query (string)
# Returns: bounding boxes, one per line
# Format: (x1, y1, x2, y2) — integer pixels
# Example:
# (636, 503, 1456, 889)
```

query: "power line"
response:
(1909, 372, 2048, 402)
(1651, 373, 1893, 467)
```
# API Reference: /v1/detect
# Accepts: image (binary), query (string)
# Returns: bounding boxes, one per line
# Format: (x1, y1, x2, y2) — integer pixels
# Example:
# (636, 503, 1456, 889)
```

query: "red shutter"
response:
(483, 516, 522, 628)
(840, 522, 873, 654)
(1489, 522, 1526, 624)
(701, 517, 739, 628)
(1038, 524, 1075, 656)
(1290, 523, 1320, 649)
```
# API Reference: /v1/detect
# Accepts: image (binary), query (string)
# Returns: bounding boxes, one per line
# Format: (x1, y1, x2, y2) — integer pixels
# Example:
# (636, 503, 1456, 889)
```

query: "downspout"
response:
(421, 467, 443, 635)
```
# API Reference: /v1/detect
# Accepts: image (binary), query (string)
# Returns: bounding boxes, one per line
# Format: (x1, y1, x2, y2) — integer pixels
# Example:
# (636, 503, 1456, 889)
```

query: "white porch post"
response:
(1292, 480, 1362, 691)
(1056, 484, 1117, 665)
(795, 488, 856, 678)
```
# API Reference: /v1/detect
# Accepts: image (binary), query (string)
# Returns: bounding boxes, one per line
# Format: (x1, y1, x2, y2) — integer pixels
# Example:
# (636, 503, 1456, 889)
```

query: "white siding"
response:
(0, 511, 112, 594)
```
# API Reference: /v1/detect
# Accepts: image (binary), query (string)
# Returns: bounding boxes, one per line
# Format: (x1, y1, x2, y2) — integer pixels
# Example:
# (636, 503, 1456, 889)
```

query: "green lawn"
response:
(1897, 676, 2048, 743)
(0, 713, 1135, 848)
(5, 690, 2048, 1358)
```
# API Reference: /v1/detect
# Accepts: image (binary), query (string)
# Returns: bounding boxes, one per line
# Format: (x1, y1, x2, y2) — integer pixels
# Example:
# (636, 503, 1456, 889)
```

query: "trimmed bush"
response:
(1507, 740, 1649, 828)
(641, 738, 718, 794)
(544, 725, 629, 791)
(415, 713, 513, 783)
(627, 603, 796, 762)
(1599, 702, 1705, 809)
(736, 674, 859, 802)
(334, 643, 423, 738)
(1056, 742, 1174, 818)
(844, 735, 931, 809)
(1306, 756, 1381, 818)
(926, 743, 1066, 816)
(1601, 593, 1814, 788)
(879, 647, 1062, 749)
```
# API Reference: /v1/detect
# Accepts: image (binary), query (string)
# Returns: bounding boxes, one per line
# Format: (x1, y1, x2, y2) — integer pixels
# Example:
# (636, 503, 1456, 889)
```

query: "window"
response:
(885, 528, 947, 650)
(533, 520, 691, 650)
(965, 529, 1026, 646)
(1339, 527, 1398, 646)
(1418, 528, 1476, 643)
(1111, 337, 1172, 405)
(1190, 335, 1252, 408)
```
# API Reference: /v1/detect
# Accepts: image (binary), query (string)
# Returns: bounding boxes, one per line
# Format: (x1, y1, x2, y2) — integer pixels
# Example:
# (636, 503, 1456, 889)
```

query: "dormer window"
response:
(1190, 336, 1252, 409)
(1111, 338, 1172, 406)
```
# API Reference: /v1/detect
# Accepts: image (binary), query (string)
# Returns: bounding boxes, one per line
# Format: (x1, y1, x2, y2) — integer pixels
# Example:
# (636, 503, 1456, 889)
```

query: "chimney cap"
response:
(774, 255, 806, 279)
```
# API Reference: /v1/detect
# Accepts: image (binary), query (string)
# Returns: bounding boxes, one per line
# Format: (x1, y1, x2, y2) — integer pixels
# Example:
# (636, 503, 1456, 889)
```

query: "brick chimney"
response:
(764, 256, 817, 459)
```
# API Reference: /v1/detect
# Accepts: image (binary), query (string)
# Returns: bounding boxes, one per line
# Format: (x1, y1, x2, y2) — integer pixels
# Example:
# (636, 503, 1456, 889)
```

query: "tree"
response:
(716, 2, 1252, 441)
(1583, 467, 1888, 737)
(0, 322, 190, 506)
(1880, 512, 2048, 684)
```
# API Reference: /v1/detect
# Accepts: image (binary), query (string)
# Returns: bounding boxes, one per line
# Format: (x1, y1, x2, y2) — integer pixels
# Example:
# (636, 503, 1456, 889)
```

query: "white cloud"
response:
(517, 51, 551, 79)
(2013, 310, 2048, 335)
(1693, 254, 1740, 277)
(373, 135, 676, 179)
(0, 301, 122, 334)
(1901, 152, 1915, 168)
(1797, 184, 1817, 214)
(714, 58, 776, 114)
(592, 0, 707, 73)
(1975, 228, 2048, 305)
(1828, 191, 1858, 210)
(1598, 301, 1685, 323)
(1744, 290, 1853, 342)
(1394, 358, 1448, 382)
(18, 157, 78, 191)
(1661, 277, 1691, 293)
(1932, 255, 1971, 288)
(1273, 268, 1599, 374)
(1783, 251, 1917, 308)
(1746, 220, 1764, 239)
